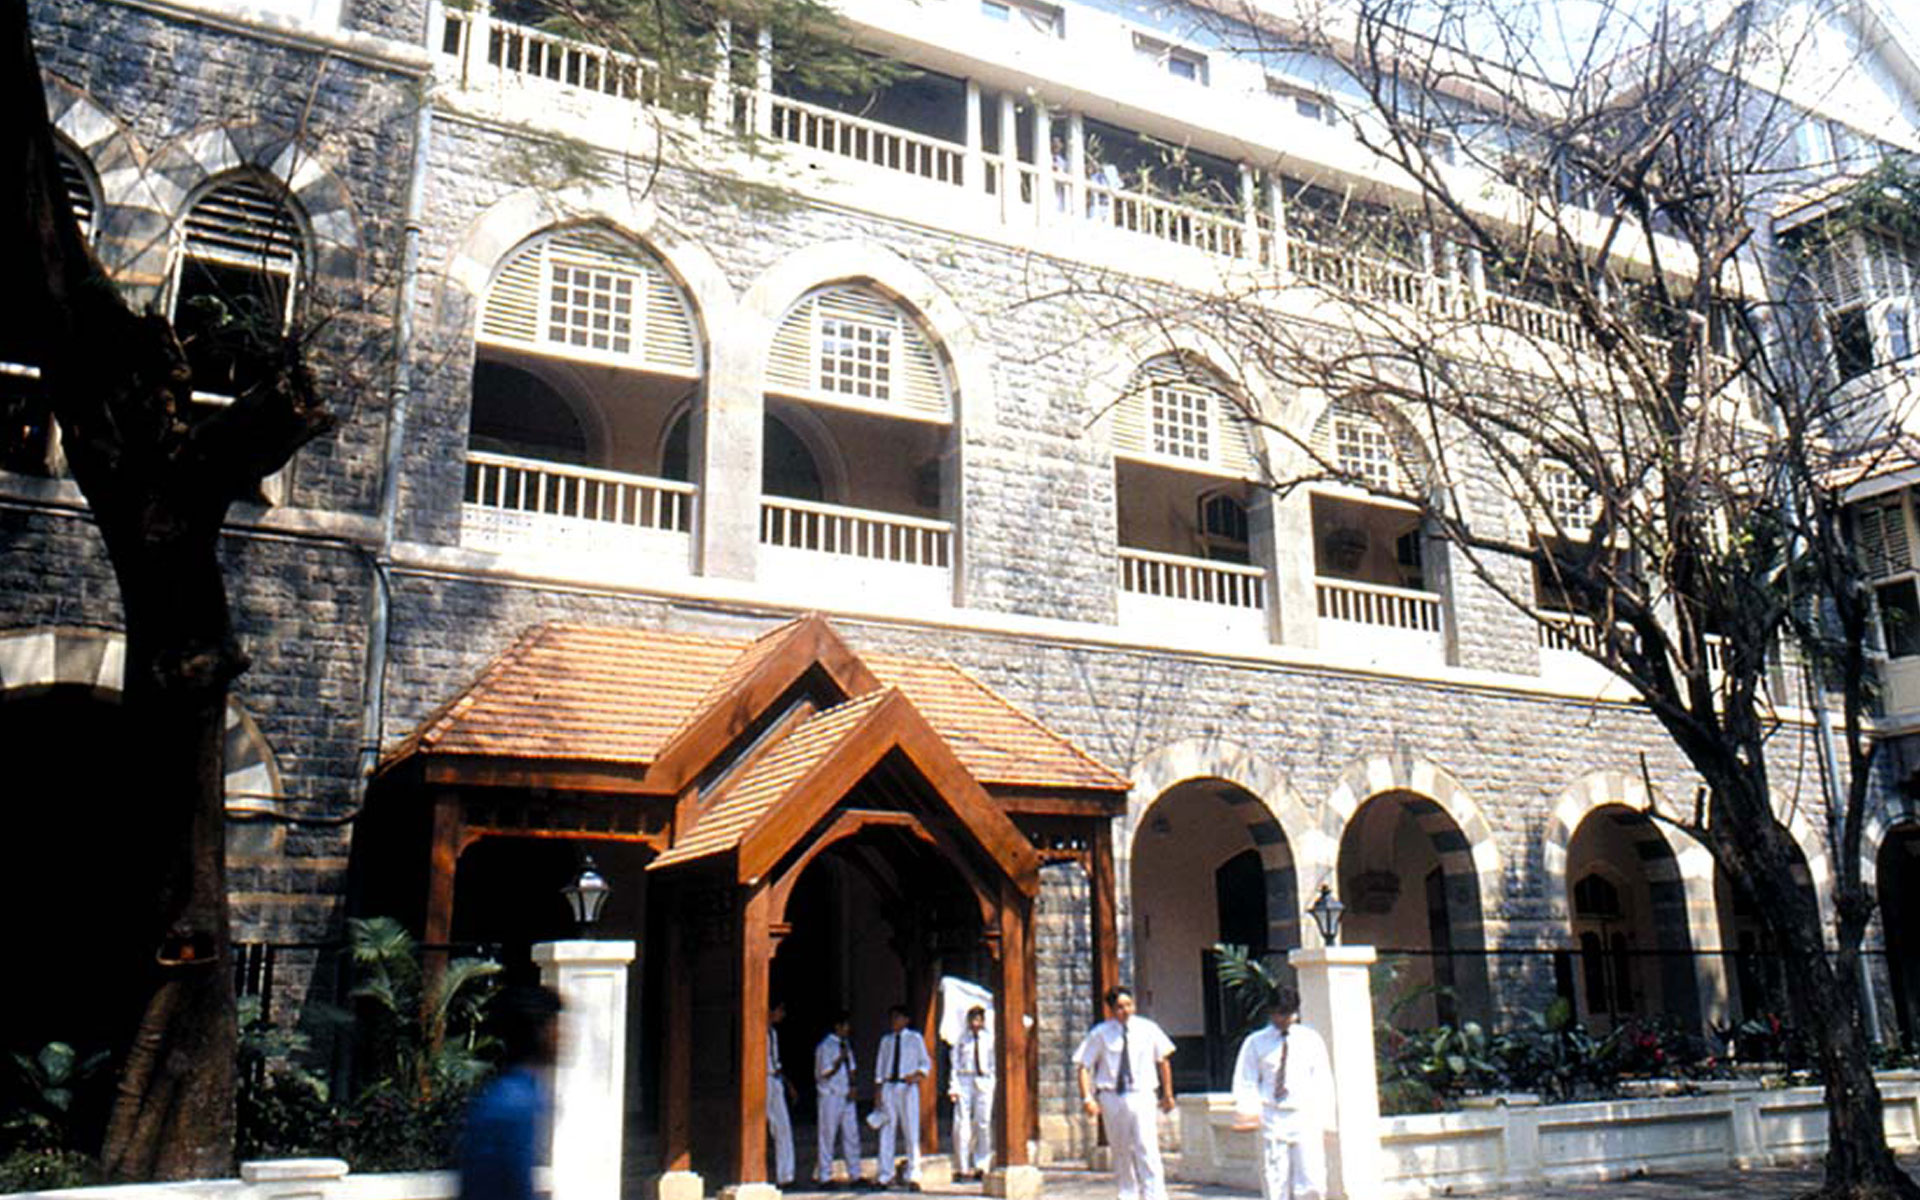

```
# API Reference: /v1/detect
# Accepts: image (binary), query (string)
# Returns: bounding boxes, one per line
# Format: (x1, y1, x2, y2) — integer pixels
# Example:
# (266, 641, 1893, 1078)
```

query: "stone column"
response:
(1289, 946, 1381, 1200)
(536, 939, 638, 1200)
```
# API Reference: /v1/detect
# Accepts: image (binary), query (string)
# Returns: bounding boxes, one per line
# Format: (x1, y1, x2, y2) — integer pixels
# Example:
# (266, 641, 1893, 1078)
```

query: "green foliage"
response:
(0, 1147, 100, 1191)
(1211, 943, 1288, 1037)
(236, 920, 504, 1171)
(2, 1040, 110, 1155)
(1790, 157, 1920, 257)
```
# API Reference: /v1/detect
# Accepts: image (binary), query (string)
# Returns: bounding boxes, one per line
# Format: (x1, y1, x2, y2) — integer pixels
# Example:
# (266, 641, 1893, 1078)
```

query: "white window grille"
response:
(1150, 382, 1212, 461)
(480, 229, 702, 375)
(1334, 416, 1397, 491)
(547, 258, 635, 355)
(1539, 461, 1598, 535)
(1111, 355, 1257, 476)
(766, 285, 952, 421)
(817, 313, 893, 401)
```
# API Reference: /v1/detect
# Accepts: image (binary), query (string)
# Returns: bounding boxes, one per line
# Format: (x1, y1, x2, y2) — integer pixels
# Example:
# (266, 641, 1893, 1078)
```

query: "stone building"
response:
(7, 0, 1920, 1183)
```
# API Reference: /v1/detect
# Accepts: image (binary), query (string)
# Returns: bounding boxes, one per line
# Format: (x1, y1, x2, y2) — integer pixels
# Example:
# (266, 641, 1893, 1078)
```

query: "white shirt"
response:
(1073, 1016, 1175, 1093)
(874, 1028, 932, 1086)
(1231, 1022, 1332, 1130)
(950, 1026, 995, 1079)
(816, 1033, 857, 1094)
(768, 1027, 785, 1077)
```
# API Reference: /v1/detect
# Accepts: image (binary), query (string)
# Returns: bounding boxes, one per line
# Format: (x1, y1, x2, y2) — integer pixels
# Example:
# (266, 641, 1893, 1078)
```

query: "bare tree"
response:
(1043, 0, 1920, 1193)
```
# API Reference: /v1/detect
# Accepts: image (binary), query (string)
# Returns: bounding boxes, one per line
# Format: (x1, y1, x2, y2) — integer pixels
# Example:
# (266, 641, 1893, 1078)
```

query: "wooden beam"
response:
(736, 885, 772, 1184)
(421, 756, 658, 793)
(662, 898, 693, 1171)
(994, 883, 1034, 1166)
(1091, 817, 1120, 1020)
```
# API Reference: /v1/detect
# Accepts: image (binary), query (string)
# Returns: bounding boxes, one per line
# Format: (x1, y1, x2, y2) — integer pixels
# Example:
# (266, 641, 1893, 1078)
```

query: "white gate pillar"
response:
(536, 939, 638, 1200)
(1289, 945, 1382, 1200)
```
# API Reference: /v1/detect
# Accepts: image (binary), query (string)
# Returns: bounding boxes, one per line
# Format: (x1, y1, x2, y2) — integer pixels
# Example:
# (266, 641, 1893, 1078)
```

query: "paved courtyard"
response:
(789, 1160, 1920, 1199)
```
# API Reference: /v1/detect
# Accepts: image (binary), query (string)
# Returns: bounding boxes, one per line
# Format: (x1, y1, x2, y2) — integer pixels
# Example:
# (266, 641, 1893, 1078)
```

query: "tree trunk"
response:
(1709, 778, 1920, 1199)
(97, 504, 245, 1181)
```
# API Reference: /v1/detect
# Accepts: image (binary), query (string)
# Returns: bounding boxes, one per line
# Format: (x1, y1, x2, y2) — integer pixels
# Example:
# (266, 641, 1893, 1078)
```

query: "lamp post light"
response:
(562, 856, 611, 934)
(1308, 883, 1345, 947)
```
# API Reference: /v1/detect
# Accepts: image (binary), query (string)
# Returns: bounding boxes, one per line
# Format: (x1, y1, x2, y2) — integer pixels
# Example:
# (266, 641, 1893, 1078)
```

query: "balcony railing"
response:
(1087, 183, 1246, 259)
(1287, 240, 1449, 311)
(1483, 290, 1589, 352)
(759, 496, 952, 567)
(1315, 577, 1442, 632)
(760, 94, 967, 187)
(442, 8, 658, 103)
(1117, 547, 1266, 609)
(1538, 613, 1609, 655)
(465, 451, 696, 532)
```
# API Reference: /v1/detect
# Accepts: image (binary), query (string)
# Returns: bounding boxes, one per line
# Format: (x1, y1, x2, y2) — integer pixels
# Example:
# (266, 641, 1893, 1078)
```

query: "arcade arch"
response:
(1562, 806, 1703, 1031)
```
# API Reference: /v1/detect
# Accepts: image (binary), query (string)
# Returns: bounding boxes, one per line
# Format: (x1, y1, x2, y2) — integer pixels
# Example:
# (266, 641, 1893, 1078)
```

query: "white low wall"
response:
(1171, 1071, 1920, 1197)
(6, 1161, 455, 1200)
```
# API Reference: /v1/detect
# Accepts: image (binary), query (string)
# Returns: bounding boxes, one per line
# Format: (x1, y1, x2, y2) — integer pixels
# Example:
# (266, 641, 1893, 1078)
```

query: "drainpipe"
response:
(357, 95, 437, 792)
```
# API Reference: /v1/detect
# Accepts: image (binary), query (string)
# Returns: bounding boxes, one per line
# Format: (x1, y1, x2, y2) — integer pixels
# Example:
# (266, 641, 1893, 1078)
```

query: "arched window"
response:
(480, 228, 701, 376)
(168, 175, 305, 400)
(57, 143, 99, 242)
(1110, 354, 1257, 477)
(767, 284, 952, 421)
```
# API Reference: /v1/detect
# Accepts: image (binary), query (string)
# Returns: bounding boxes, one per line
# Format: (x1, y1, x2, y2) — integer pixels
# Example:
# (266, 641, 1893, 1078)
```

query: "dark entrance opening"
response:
(768, 830, 986, 1181)
(1881, 826, 1920, 1043)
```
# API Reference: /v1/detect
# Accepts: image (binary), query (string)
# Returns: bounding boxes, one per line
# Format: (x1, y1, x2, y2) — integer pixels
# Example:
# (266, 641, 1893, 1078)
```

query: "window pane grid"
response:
(818, 315, 894, 400)
(1334, 417, 1395, 490)
(1150, 383, 1212, 460)
(1541, 462, 1595, 532)
(547, 260, 635, 354)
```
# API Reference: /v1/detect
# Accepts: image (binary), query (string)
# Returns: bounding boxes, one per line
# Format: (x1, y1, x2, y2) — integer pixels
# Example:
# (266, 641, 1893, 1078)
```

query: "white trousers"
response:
(766, 1080, 795, 1184)
(952, 1074, 995, 1174)
(1257, 1123, 1325, 1200)
(816, 1086, 861, 1182)
(1098, 1091, 1166, 1200)
(877, 1081, 922, 1183)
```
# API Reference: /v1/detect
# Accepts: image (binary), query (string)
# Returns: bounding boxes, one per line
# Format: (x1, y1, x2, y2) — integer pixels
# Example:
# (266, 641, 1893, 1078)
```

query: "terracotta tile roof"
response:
(651, 690, 892, 868)
(381, 622, 1128, 793)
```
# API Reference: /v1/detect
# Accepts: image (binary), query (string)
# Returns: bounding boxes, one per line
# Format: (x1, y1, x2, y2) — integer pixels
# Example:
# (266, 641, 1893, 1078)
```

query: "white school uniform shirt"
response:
(950, 1026, 995, 1079)
(1073, 1016, 1175, 1093)
(769, 1027, 785, 1078)
(875, 1028, 932, 1086)
(816, 1032, 857, 1095)
(1231, 1022, 1332, 1131)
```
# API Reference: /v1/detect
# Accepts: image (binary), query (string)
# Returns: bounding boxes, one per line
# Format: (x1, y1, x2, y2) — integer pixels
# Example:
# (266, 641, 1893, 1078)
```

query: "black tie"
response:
(836, 1037, 850, 1079)
(972, 1035, 981, 1076)
(1274, 1033, 1289, 1102)
(888, 1034, 901, 1083)
(1116, 1024, 1133, 1093)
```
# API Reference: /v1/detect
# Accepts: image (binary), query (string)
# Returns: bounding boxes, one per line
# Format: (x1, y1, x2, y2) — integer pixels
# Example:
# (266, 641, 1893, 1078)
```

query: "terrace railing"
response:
(1315, 576, 1442, 632)
(464, 452, 696, 534)
(759, 496, 952, 568)
(1117, 547, 1266, 610)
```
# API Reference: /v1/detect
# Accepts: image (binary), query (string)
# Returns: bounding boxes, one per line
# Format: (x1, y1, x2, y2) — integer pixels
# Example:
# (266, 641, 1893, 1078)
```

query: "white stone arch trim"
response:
(1325, 750, 1503, 918)
(0, 626, 284, 814)
(1859, 792, 1920, 894)
(146, 125, 363, 281)
(443, 185, 735, 356)
(737, 241, 998, 428)
(39, 77, 171, 292)
(1118, 737, 1324, 969)
(1542, 771, 1710, 925)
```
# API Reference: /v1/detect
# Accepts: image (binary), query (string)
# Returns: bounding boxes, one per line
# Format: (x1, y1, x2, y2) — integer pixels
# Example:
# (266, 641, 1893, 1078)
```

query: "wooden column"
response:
(1090, 818, 1120, 1014)
(736, 886, 772, 1183)
(918, 957, 941, 1155)
(993, 883, 1034, 1165)
(662, 896, 693, 1171)
(423, 794, 465, 1020)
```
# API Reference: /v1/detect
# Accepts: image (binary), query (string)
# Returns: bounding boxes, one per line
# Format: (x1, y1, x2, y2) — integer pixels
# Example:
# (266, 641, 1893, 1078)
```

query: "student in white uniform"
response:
(948, 1005, 995, 1181)
(873, 1004, 932, 1190)
(815, 1010, 863, 1188)
(766, 1001, 796, 1187)
(1074, 986, 1176, 1200)
(1230, 986, 1332, 1200)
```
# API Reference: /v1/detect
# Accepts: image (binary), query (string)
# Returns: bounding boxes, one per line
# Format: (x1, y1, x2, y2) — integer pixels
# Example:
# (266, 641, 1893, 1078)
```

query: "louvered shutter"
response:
(765, 284, 952, 421)
(1110, 356, 1257, 477)
(1858, 499, 1913, 579)
(479, 230, 701, 376)
(1310, 401, 1421, 491)
(58, 151, 95, 236)
(185, 179, 302, 271)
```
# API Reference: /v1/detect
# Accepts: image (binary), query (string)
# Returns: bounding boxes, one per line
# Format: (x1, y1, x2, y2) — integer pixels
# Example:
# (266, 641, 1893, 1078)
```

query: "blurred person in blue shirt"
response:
(459, 984, 563, 1200)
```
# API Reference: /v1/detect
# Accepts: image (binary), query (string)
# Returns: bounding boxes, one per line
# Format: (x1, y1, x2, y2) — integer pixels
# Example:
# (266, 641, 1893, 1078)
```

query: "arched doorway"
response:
(1129, 779, 1297, 1090)
(1880, 825, 1920, 1042)
(1564, 806, 1702, 1032)
(1714, 846, 1816, 1028)
(767, 828, 987, 1177)
(1337, 789, 1492, 1027)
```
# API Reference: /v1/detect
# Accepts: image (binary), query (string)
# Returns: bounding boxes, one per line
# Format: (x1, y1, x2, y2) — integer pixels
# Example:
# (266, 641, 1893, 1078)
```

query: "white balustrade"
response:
(1481, 289, 1589, 351)
(1287, 239, 1446, 309)
(1315, 577, 1442, 632)
(441, 8, 674, 106)
(466, 451, 694, 532)
(761, 94, 967, 186)
(1117, 547, 1266, 609)
(1087, 183, 1248, 259)
(759, 496, 952, 567)
(1537, 613, 1607, 654)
